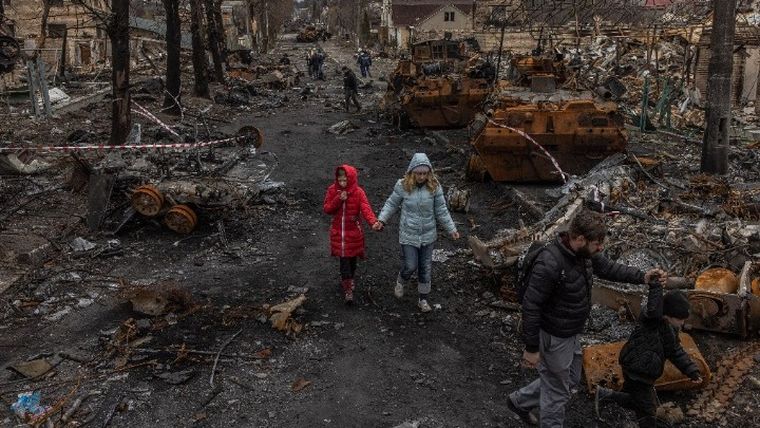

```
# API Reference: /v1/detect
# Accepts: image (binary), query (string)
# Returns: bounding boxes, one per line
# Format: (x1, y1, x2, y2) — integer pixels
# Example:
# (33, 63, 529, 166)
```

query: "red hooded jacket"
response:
(323, 165, 377, 258)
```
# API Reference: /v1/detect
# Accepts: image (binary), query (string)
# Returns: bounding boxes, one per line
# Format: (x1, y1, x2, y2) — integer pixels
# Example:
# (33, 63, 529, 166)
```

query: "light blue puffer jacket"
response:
(378, 153, 457, 247)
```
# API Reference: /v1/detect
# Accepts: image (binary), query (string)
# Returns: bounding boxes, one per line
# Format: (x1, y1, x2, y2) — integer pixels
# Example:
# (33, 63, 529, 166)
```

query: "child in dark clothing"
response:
(595, 282, 703, 426)
(323, 165, 380, 304)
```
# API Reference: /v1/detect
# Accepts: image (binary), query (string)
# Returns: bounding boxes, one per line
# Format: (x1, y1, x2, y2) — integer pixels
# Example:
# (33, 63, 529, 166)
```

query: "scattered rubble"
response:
(266, 294, 307, 336)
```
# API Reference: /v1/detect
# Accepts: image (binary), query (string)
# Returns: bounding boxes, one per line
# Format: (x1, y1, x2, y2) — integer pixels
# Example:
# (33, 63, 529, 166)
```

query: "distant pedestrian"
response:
(323, 165, 380, 304)
(507, 209, 666, 428)
(314, 48, 326, 80)
(374, 153, 459, 313)
(306, 49, 316, 77)
(357, 49, 372, 78)
(595, 286, 702, 426)
(342, 66, 361, 112)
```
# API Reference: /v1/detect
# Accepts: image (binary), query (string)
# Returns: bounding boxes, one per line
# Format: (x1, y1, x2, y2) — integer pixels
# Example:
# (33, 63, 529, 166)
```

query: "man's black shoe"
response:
(507, 395, 536, 425)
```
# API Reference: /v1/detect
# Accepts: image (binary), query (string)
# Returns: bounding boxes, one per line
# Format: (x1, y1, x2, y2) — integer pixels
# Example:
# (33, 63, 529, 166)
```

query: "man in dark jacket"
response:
(357, 50, 372, 78)
(342, 66, 361, 113)
(594, 287, 702, 426)
(508, 209, 666, 427)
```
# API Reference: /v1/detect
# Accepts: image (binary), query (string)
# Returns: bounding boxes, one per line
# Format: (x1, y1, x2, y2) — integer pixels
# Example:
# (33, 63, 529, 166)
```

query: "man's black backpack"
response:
(516, 240, 565, 304)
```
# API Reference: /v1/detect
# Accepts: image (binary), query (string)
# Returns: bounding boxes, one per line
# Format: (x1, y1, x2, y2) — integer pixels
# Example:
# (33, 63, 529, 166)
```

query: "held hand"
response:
(450, 231, 460, 240)
(372, 221, 384, 231)
(690, 376, 703, 384)
(644, 268, 668, 286)
(521, 351, 540, 369)
(339, 191, 348, 201)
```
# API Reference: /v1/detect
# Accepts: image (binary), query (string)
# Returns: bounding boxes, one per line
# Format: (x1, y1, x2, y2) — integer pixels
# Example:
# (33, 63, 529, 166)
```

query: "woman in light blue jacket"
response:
(374, 153, 459, 312)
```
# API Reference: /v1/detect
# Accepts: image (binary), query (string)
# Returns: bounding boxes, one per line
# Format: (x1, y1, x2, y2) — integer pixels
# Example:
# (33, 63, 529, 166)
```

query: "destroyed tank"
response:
(465, 49, 627, 183)
(296, 25, 331, 43)
(384, 38, 503, 129)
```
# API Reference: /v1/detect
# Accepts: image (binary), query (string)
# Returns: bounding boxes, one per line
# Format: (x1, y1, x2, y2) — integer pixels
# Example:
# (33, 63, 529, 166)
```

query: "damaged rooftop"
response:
(1, 0, 760, 427)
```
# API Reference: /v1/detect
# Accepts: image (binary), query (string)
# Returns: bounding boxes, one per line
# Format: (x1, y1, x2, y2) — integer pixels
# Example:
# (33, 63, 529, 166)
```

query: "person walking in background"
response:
(374, 153, 459, 312)
(357, 49, 372, 78)
(323, 165, 380, 304)
(342, 66, 361, 113)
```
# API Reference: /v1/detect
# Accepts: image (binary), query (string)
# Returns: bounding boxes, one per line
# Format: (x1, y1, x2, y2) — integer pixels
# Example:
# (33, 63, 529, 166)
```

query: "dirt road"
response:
(2, 34, 756, 428)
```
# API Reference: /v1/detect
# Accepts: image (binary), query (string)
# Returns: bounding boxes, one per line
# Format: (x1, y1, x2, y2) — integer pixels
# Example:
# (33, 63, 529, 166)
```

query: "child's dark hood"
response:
(335, 164, 359, 190)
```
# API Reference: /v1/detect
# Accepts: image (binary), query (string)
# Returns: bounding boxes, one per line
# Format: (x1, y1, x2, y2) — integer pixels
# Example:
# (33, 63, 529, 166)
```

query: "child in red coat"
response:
(323, 165, 380, 303)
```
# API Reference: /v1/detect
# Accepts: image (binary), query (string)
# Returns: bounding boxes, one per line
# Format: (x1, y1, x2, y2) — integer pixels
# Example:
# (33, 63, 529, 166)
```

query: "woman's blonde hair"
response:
(402, 169, 439, 194)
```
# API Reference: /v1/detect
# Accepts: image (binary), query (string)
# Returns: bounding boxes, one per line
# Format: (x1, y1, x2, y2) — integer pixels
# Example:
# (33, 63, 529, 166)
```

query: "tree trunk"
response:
(701, 0, 737, 175)
(40, 0, 51, 48)
(109, 0, 131, 146)
(205, 0, 224, 82)
(755, 53, 760, 116)
(59, 28, 67, 77)
(213, 0, 228, 64)
(163, 0, 182, 114)
(190, 0, 210, 97)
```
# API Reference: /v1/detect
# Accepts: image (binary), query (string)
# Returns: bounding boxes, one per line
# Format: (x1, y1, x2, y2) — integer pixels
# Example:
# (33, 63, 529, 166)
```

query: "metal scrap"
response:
(582, 332, 711, 393)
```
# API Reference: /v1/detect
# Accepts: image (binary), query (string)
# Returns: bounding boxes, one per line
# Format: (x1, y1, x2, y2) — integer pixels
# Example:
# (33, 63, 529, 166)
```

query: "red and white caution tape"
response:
(1, 102, 253, 154)
(0, 136, 246, 153)
(132, 101, 182, 139)
(486, 118, 568, 183)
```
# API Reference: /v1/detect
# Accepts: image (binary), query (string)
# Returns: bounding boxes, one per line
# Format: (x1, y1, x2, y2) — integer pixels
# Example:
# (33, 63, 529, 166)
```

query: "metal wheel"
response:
(164, 204, 198, 234)
(131, 184, 164, 217)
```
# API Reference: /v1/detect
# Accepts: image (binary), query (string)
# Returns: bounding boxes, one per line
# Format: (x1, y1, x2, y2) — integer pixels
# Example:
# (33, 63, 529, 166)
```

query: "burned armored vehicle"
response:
(384, 38, 501, 129)
(465, 47, 627, 183)
(296, 25, 331, 43)
(466, 94, 628, 182)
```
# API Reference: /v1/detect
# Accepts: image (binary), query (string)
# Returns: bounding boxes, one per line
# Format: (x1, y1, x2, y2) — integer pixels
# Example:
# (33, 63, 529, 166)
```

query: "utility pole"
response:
(700, 0, 737, 174)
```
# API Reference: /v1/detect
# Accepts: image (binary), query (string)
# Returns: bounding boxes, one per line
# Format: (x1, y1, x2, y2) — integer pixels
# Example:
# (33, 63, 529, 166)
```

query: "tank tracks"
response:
(687, 341, 760, 422)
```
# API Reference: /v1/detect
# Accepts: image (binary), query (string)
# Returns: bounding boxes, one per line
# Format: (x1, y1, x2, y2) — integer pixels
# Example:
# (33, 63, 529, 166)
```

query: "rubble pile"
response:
(562, 36, 705, 130)
(470, 143, 760, 327)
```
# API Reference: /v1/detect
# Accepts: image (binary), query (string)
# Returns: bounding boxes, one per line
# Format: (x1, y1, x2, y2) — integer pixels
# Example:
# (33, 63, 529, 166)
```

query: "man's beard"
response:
(577, 245, 594, 258)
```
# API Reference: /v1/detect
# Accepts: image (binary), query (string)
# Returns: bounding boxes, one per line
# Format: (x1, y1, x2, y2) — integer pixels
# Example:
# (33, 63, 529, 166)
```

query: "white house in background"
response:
(381, 0, 475, 49)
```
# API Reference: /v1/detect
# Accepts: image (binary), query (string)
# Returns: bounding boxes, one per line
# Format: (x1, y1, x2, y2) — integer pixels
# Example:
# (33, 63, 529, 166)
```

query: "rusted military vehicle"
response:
(384, 38, 501, 129)
(466, 94, 628, 182)
(296, 25, 331, 43)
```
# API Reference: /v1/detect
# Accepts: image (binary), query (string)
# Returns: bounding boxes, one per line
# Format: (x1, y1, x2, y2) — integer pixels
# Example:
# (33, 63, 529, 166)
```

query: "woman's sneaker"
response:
(344, 289, 354, 305)
(418, 299, 432, 313)
(394, 280, 404, 298)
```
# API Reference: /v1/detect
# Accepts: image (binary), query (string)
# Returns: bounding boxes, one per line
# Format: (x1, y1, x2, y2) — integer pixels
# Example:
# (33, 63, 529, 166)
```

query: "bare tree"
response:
(701, 0, 737, 174)
(212, 0, 227, 63)
(205, 0, 224, 82)
(39, 0, 51, 47)
(71, 1, 131, 145)
(163, 0, 182, 114)
(190, 0, 210, 97)
(109, 0, 131, 145)
(249, 0, 294, 53)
